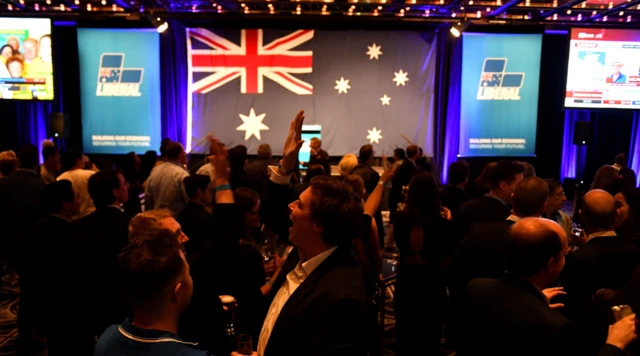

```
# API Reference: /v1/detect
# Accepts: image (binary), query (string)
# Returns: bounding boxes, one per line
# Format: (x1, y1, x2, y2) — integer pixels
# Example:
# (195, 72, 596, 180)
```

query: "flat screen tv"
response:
(565, 28, 640, 110)
(0, 17, 54, 100)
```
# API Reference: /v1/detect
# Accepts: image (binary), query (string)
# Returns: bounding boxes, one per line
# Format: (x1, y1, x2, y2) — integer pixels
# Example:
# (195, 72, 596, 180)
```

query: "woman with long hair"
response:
(393, 172, 452, 355)
(615, 188, 640, 246)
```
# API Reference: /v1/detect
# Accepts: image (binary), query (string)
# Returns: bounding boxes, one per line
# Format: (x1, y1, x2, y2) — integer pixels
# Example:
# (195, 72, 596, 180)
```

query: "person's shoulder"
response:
(196, 164, 212, 175)
(94, 324, 121, 354)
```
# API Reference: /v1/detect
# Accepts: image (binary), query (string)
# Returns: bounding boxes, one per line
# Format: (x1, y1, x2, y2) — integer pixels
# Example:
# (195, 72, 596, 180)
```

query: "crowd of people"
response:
(1, 110, 640, 356)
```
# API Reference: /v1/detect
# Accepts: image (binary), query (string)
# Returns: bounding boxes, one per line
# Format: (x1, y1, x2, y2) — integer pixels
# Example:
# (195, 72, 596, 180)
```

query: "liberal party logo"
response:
(96, 53, 144, 97)
(477, 58, 525, 100)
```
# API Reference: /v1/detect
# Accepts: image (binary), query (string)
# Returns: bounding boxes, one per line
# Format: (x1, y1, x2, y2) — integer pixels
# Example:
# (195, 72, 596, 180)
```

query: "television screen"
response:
(565, 28, 640, 109)
(0, 17, 54, 100)
(299, 125, 321, 170)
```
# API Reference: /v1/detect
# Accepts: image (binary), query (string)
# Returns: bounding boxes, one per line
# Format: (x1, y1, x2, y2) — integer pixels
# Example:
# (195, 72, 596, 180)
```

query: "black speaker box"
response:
(573, 121, 591, 145)
(49, 113, 69, 139)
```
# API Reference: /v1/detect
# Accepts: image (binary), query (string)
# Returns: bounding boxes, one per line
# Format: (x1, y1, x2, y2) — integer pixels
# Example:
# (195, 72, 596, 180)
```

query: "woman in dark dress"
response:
(393, 172, 452, 356)
(229, 188, 284, 342)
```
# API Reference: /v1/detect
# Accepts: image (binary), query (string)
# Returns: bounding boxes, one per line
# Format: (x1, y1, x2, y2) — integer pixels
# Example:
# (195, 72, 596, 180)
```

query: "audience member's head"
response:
(42, 145, 61, 173)
(544, 179, 566, 214)
(405, 172, 441, 222)
(229, 145, 248, 173)
(0, 150, 18, 177)
(619, 167, 637, 188)
(448, 161, 469, 186)
(406, 145, 419, 160)
(338, 154, 358, 177)
(489, 160, 525, 203)
(615, 153, 628, 167)
(359, 145, 374, 165)
(166, 142, 187, 165)
(310, 137, 322, 153)
(41, 179, 80, 218)
(476, 162, 498, 190)
(289, 176, 363, 250)
(523, 162, 536, 178)
(159, 138, 172, 159)
(117, 228, 193, 323)
(503, 218, 567, 286)
(615, 188, 640, 239)
(129, 209, 189, 244)
(305, 164, 325, 182)
(393, 148, 406, 162)
(580, 189, 617, 233)
(18, 144, 39, 171)
(183, 174, 211, 206)
(593, 165, 620, 192)
(511, 177, 548, 218)
(41, 139, 54, 150)
(61, 151, 83, 173)
(349, 164, 378, 194)
(342, 174, 366, 199)
(88, 169, 129, 208)
(257, 144, 272, 160)
(233, 187, 261, 229)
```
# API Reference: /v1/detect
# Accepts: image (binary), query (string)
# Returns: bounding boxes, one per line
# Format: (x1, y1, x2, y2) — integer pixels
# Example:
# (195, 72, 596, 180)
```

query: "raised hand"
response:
(607, 314, 637, 350)
(380, 164, 398, 184)
(208, 136, 229, 182)
(280, 110, 305, 172)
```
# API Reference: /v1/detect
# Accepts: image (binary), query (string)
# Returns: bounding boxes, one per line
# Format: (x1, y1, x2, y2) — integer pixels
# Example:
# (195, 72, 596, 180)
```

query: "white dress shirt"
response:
(257, 246, 338, 356)
(145, 161, 190, 215)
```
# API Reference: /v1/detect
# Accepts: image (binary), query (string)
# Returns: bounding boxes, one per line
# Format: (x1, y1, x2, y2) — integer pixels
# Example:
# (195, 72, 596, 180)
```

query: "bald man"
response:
(458, 218, 636, 356)
(560, 189, 640, 351)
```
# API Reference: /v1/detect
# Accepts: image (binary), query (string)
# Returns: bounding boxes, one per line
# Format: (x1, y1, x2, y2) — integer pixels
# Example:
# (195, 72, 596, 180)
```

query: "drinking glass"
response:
(220, 295, 236, 336)
(236, 334, 253, 355)
(261, 236, 273, 262)
(612, 305, 633, 321)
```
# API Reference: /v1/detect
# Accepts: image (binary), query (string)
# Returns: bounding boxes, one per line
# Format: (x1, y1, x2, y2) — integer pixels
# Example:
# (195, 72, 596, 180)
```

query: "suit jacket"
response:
(263, 247, 369, 356)
(178, 202, 212, 257)
(447, 220, 514, 297)
(454, 195, 511, 245)
(440, 185, 470, 218)
(458, 273, 626, 356)
(0, 169, 45, 268)
(388, 159, 417, 216)
(260, 179, 369, 356)
(71, 206, 130, 336)
(308, 149, 330, 175)
(246, 158, 273, 194)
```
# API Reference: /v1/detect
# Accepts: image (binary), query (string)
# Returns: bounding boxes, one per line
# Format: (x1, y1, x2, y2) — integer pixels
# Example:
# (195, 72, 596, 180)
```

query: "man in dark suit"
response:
(26, 180, 94, 355)
(561, 189, 640, 350)
(440, 160, 470, 218)
(178, 174, 212, 257)
(307, 137, 330, 175)
(458, 218, 636, 356)
(388, 144, 419, 218)
(72, 169, 131, 337)
(448, 176, 549, 298)
(258, 110, 369, 356)
(246, 143, 274, 194)
(454, 160, 525, 243)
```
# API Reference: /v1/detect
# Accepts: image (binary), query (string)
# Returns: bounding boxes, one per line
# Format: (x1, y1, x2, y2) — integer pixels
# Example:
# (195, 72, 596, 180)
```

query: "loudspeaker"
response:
(573, 121, 591, 145)
(48, 113, 69, 138)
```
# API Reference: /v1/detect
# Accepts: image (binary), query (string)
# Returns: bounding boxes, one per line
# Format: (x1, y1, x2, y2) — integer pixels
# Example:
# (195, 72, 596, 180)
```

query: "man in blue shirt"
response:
(95, 227, 212, 356)
(608, 61, 627, 83)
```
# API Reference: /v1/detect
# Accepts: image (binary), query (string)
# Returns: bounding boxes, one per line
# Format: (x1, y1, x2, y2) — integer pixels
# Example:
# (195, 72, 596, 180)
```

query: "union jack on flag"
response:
(188, 29, 314, 95)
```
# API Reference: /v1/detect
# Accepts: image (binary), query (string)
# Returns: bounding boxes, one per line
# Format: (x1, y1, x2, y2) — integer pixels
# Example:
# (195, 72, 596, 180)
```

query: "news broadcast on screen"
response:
(565, 28, 640, 110)
(0, 17, 54, 100)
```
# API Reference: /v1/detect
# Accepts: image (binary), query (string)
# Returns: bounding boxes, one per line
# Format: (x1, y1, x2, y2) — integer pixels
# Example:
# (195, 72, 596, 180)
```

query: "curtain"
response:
(160, 20, 189, 149)
(628, 112, 640, 186)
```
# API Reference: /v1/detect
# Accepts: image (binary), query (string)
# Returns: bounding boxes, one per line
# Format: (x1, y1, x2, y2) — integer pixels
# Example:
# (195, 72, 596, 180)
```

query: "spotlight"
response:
(450, 21, 470, 37)
(149, 16, 169, 33)
(450, 27, 461, 37)
(577, 13, 582, 20)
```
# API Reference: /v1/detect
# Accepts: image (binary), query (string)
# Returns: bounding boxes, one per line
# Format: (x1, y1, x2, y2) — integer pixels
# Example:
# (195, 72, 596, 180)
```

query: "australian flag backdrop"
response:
(186, 28, 436, 156)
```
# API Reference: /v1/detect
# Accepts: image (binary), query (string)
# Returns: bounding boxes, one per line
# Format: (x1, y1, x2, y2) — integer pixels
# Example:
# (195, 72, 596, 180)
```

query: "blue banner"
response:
(459, 33, 542, 157)
(77, 28, 161, 154)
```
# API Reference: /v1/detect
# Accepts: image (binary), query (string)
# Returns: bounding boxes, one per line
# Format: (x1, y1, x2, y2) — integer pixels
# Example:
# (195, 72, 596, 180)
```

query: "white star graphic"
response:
(334, 77, 351, 94)
(393, 70, 409, 86)
(366, 127, 383, 144)
(366, 43, 383, 60)
(236, 108, 269, 140)
(380, 94, 391, 106)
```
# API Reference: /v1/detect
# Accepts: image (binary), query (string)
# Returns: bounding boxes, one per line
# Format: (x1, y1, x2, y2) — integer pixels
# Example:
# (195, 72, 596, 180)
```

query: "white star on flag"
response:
(393, 70, 409, 86)
(367, 127, 383, 144)
(380, 94, 391, 105)
(236, 108, 269, 140)
(335, 77, 351, 94)
(366, 43, 383, 60)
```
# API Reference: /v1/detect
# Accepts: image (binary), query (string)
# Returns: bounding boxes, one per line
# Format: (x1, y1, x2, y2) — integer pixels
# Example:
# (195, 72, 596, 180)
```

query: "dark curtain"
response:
(0, 24, 82, 153)
(433, 28, 462, 185)
(160, 21, 188, 149)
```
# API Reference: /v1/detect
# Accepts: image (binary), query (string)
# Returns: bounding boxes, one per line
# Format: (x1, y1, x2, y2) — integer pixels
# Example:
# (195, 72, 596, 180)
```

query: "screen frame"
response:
(0, 16, 56, 101)
(563, 26, 640, 111)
